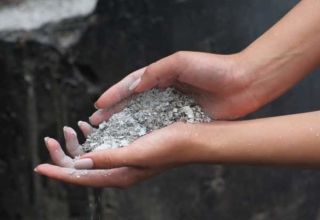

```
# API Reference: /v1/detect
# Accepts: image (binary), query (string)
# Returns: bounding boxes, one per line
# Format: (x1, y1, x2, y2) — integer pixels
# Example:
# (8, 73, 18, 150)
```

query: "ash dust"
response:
(82, 88, 212, 152)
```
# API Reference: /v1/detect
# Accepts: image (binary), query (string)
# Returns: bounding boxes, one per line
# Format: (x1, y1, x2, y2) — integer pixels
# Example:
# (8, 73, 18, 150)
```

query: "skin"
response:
(36, 0, 320, 187)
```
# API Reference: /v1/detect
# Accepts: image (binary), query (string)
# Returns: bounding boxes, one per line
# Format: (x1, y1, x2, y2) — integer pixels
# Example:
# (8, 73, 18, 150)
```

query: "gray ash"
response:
(82, 88, 212, 152)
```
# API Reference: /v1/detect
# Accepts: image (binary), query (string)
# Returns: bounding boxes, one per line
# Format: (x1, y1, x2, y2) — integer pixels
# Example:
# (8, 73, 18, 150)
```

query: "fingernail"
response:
(44, 137, 49, 144)
(78, 121, 83, 127)
(88, 116, 93, 124)
(129, 77, 141, 91)
(74, 158, 93, 169)
(94, 103, 99, 109)
(34, 167, 38, 172)
(64, 126, 76, 136)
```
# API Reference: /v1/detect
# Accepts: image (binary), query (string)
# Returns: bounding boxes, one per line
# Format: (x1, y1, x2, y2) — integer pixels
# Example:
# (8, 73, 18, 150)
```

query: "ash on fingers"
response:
(82, 88, 212, 152)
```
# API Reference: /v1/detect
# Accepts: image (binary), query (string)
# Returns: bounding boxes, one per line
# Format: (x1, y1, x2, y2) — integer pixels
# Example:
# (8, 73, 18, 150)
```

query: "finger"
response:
(75, 147, 135, 169)
(75, 128, 171, 170)
(44, 137, 74, 168)
(78, 121, 93, 138)
(35, 163, 161, 188)
(94, 67, 146, 109)
(75, 123, 187, 170)
(89, 100, 128, 126)
(63, 126, 84, 157)
(134, 53, 184, 93)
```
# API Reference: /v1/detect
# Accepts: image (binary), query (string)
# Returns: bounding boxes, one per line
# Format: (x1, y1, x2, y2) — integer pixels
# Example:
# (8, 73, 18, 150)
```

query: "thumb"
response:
(74, 147, 140, 169)
(134, 52, 186, 92)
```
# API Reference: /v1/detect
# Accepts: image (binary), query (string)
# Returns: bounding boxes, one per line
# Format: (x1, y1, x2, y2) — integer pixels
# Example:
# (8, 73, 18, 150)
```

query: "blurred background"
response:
(1, 0, 320, 219)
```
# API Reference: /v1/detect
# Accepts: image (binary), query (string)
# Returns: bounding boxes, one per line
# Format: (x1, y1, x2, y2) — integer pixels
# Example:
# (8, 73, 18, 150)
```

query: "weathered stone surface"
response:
(0, 40, 91, 219)
(0, 0, 97, 31)
(2, 0, 320, 220)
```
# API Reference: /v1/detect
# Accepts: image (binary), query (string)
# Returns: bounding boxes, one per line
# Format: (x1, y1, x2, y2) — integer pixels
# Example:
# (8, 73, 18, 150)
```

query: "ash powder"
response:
(82, 88, 212, 152)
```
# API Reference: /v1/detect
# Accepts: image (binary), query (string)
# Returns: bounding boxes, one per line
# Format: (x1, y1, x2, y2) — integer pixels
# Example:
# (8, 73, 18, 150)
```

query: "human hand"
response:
(35, 122, 206, 188)
(89, 51, 261, 125)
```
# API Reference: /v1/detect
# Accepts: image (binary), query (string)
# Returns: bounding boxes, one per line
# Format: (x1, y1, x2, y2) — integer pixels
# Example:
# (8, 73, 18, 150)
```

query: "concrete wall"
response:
(1, 0, 320, 219)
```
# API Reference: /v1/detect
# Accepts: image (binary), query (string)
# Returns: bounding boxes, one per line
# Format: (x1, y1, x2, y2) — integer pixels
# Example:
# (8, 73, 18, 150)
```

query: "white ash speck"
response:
(65, 168, 76, 175)
(66, 169, 89, 178)
(82, 88, 212, 152)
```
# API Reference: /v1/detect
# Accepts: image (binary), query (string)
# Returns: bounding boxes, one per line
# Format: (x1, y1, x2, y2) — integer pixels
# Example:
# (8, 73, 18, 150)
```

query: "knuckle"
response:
(144, 63, 161, 83)
(145, 62, 159, 75)
(144, 64, 153, 76)
(102, 152, 114, 168)
(172, 51, 189, 74)
(173, 51, 187, 63)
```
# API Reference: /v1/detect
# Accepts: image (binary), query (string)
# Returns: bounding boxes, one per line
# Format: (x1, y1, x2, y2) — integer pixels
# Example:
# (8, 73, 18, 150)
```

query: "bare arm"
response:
(35, 111, 320, 187)
(84, 111, 320, 170)
(90, 1, 320, 124)
(195, 111, 320, 168)
(241, 0, 320, 108)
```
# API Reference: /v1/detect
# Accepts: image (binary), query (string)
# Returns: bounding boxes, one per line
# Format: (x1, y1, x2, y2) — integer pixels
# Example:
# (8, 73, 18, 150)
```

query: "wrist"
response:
(234, 47, 302, 110)
(185, 122, 232, 164)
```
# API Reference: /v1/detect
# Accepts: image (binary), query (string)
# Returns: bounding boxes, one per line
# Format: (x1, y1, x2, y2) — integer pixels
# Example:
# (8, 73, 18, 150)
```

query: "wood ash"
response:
(82, 88, 212, 152)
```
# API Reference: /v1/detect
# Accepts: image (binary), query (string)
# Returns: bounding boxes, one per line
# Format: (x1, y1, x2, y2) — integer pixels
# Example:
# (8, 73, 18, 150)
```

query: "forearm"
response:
(194, 111, 320, 168)
(239, 0, 320, 107)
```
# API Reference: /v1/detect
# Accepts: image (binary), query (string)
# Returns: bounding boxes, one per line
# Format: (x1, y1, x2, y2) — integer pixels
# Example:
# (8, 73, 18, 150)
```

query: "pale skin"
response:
(35, 0, 320, 187)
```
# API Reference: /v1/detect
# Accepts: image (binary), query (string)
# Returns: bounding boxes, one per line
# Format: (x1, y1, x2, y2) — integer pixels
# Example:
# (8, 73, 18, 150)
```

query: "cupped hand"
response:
(36, 51, 261, 187)
(35, 122, 206, 188)
(90, 51, 260, 125)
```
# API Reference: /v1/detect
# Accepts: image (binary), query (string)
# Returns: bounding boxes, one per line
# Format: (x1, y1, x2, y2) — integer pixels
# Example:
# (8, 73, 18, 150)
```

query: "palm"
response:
(91, 51, 258, 126)
(35, 122, 187, 187)
(165, 52, 258, 120)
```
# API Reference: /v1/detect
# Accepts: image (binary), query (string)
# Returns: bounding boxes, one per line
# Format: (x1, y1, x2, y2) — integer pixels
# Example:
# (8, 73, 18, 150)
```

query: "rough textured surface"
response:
(82, 88, 211, 152)
(0, 0, 97, 31)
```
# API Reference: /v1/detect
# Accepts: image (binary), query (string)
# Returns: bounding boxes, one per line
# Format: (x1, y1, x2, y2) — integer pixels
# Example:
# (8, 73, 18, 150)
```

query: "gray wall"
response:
(1, 0, 320, 219)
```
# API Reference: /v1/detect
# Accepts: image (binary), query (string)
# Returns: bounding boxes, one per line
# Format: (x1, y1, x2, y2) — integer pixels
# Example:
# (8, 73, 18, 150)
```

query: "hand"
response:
(89, 51, 261, 125)
(35, 122, 205, 188)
